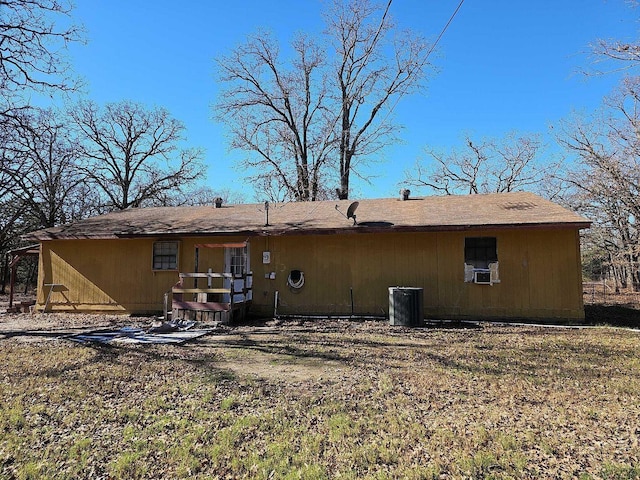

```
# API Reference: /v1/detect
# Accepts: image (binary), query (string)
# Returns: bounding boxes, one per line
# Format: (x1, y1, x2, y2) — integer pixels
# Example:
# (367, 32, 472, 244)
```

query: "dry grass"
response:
(1, 317, 640, 479)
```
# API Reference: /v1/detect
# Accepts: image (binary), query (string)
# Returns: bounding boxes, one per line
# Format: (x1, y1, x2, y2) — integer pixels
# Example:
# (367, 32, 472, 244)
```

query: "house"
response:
(26, 191, 591, 322)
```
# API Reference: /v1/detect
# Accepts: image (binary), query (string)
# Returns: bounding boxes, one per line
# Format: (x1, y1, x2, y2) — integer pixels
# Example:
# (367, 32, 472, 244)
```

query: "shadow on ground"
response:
(584, 304, 640, 328)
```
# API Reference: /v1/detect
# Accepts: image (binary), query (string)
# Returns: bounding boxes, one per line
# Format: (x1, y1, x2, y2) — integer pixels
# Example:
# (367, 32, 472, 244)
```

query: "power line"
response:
(426, 0, 466, 61)
(380, 0, 466, 124)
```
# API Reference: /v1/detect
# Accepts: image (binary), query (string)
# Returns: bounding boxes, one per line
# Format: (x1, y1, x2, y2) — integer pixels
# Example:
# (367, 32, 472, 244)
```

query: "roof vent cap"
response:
(214, 197, 223, 208)
(400, 189, 410, 201)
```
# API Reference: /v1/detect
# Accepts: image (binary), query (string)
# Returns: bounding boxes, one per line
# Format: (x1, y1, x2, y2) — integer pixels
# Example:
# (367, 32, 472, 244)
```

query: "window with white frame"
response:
(229, 246, 247, 276)
(152, 241, 179, 270)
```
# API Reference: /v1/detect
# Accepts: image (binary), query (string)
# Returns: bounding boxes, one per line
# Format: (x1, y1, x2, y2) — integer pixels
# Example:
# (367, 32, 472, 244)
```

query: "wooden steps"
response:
(172, 300, 230, 311)
(169, 271, 252, 324)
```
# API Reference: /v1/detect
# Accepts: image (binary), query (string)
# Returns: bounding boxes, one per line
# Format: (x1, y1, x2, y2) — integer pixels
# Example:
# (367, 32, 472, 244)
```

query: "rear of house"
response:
(27, 191, 590, 322)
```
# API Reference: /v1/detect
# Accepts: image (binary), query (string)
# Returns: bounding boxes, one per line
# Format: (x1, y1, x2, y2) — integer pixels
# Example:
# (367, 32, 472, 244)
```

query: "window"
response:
(464, 237, 499, 284)
(153, 241, 178, 270)
(224, 245, 252, 303)
(229, 246, 247, 276)
(465, 237, 497, 269)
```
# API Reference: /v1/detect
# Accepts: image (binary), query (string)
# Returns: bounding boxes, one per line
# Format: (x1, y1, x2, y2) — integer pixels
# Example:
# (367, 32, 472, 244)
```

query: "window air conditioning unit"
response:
(473, 270, 492, 285)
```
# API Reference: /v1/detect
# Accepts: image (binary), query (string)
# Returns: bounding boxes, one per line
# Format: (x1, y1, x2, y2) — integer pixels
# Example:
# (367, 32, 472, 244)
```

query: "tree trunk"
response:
(337, 147, 351, 200)
(0, 254, 8, 294)
(337, 100, 351, 200)
(630, 254, 640, 292)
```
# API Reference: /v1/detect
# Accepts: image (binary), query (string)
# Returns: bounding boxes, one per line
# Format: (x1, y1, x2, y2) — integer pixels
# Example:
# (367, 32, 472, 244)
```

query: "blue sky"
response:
(67, 0, 637, 200)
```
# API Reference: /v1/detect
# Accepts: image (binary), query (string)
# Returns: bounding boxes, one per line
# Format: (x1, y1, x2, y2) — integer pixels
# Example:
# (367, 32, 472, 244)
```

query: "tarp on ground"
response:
(66, 326, 211, 345)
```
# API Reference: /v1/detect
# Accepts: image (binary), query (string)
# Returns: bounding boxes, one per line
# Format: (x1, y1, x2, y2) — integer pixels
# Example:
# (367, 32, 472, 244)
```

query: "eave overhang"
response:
(27, 220, 591, 242)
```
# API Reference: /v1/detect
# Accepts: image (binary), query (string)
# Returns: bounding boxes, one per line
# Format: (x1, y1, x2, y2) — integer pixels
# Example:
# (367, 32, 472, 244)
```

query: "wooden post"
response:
(1, 253, 8, 294)
(163, 292, 169, 321)
(350, 287, 354, 317)
(8, 261, 16, 310)
(230, 275, 235, 323)
(194, 247, 199, 289)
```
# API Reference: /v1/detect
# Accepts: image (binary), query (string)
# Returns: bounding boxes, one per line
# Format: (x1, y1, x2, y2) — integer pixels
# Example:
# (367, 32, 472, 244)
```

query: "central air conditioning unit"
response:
(473, 270, 492, 285)
(389, 287, 424, 327)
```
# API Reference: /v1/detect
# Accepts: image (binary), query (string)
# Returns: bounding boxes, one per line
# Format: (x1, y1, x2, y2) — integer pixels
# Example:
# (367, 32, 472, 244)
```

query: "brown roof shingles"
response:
(26, 191, 590, 241)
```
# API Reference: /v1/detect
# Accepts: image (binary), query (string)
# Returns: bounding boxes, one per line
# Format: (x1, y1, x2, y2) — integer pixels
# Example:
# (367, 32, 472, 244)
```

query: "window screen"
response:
(153, 241, 178, 270)
(465, 237, 497, 268)
(229, 247, 247, 276)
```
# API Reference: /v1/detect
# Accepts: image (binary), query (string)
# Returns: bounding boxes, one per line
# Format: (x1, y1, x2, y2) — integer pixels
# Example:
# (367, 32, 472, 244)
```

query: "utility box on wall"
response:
(389, 287, 424, 327)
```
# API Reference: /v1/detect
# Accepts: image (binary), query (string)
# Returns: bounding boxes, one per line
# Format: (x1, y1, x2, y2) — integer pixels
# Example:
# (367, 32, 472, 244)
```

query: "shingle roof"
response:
(26, 191, 590, 241)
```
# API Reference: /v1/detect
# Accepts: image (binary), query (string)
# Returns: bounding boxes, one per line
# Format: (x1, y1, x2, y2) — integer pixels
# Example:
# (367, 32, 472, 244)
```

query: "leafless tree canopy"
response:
(327, 0, 431, 199)
(70, 100, 204, 211)
(181, 186, 246, 207)
(558, 77, 640, 290)
(0, 3, 221, 291)
(0, 106, 91, 269)
(0, 0, 83, 284)
(216, 31, 334, 201)
(3, 108, 85, 227)
(589, 2, 639, 74)
(214, 0, 433, 201)
(0, 0, 84, 103)
(403, 133, 546, 195)
(592, 39, 640, 68)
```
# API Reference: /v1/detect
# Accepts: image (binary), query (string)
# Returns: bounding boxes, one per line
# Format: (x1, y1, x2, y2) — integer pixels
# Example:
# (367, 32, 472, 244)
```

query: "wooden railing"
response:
(169, 271, 253, 322)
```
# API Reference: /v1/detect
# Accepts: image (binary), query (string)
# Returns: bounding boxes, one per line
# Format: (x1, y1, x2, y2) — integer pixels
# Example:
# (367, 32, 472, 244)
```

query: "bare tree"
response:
(180, 186, 246, 206)
(0, 0, 84, 107)
(592, 39, 640, 70)
(0, 118, 21, 200)
(0, 106, 96, 293)
(403, 133, 545, 195)
(215, 0, 434, 201)
(327, 0, 432, 199)
(216, 31, 334, 201)
(589, 2, 639, 74)
(3, 108, 85, 227)
(0, 113, 33, 259)
(558, 77, 640, 290)
(0, 0, 84, 270)
(70, 100, 204, 211)
(0, 110, 52, 293)
(563, 1, 640, 291)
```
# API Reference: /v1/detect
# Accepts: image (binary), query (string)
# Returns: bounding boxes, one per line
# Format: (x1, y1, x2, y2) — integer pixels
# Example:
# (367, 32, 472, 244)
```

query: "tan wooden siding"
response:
(36, 228, 584, 320)
(251, 229, 584, 320)
(37, 238, 182, 312)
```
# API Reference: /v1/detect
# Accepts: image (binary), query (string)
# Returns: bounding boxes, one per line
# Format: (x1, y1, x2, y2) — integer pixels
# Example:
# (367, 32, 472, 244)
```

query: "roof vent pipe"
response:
(400, 189, 410, 201)
(214, 197, 223, 208)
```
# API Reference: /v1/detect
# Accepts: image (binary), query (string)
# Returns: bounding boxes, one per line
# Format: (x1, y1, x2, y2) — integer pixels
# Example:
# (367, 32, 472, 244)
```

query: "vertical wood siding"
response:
(253, 228, 584, 320)
(37, 238, 181, 312)
(36, 227, 585, 320)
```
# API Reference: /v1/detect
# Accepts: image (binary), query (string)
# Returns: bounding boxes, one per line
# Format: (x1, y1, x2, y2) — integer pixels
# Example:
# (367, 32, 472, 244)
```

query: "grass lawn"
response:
(1, 319, 640, 479)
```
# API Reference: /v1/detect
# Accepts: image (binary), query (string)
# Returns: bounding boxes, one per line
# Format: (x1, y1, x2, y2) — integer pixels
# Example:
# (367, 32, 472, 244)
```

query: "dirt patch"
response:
(0, 313, 348, 382)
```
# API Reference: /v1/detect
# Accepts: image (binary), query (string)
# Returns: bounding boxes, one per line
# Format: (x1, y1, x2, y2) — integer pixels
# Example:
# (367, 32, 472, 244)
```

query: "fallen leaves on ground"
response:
(0, 315, 639, 479)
